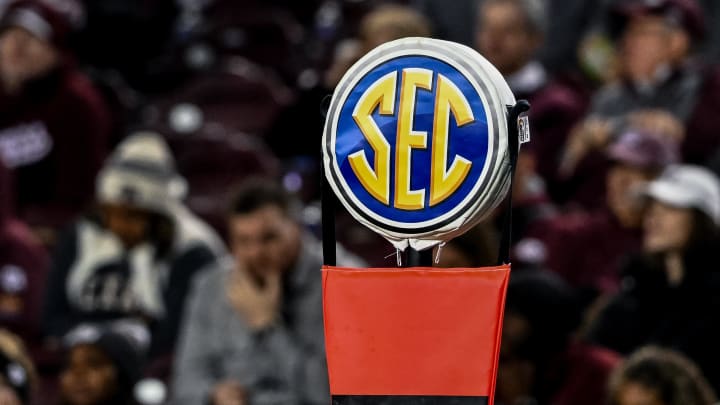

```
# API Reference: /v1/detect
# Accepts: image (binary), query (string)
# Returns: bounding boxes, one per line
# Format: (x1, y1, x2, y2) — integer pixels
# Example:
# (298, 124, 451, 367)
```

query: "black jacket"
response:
(42, 207, 225, 358)
(589, 250, 720, 391)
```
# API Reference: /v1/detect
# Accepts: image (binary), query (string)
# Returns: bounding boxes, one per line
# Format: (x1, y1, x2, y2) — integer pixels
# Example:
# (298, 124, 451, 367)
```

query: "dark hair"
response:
(60, 345, 138, 405)
(146, 212, 175, 259)
(92, 206, 175, 260)
(609, 346, 716, 405)
(686, 210, 720, 251)
(62, 325, 146, 405)
(504, 272, 581, 362)
(502, 272, 582, 404)
(681, 209, 720, 275)
(229, 178, 292, 216)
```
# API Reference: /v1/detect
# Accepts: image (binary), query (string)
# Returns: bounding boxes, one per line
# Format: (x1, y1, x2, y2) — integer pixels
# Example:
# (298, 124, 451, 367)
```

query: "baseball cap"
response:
(606, 130, 679, 170)
(643, 164, 720, 225)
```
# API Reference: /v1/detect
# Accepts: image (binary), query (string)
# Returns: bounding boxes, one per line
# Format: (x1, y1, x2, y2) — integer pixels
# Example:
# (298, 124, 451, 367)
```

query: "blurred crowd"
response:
(0, 0, 718, 404)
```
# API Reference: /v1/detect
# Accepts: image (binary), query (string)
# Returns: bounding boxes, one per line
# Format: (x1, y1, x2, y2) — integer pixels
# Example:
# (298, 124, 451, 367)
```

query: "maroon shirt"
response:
(0, 159, 49, 347)
(552, 342, 620, 405)
(526, 210, 642, 293)
(0, 64, 110, 229)
(516, 78, 589, 203)
(685, 64, 720, 165)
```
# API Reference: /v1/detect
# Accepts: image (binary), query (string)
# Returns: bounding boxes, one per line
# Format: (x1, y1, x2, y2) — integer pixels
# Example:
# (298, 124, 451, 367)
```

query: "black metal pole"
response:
(496, 100, 530, 265)
(405, 248, 434, 267)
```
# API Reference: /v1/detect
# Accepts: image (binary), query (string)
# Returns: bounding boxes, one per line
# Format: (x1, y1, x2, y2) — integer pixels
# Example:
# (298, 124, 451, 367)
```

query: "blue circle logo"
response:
(324, 39, 510, 241)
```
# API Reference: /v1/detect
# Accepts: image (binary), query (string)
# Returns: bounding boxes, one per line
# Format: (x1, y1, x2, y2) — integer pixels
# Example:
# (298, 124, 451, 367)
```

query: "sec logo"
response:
(323, 38, 516, 249)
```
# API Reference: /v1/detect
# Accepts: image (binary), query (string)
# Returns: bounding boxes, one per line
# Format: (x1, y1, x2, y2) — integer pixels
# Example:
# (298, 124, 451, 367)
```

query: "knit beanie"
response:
(96, 132, 188, 215)
(64, 321, 150, 389)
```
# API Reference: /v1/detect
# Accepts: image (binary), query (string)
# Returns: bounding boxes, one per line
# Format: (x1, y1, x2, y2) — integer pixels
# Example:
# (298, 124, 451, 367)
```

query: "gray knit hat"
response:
(96, 132, 187, 214)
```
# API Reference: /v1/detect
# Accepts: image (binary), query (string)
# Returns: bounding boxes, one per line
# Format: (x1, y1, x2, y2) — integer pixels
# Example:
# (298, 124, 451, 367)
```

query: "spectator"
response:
(608, 346, 717, 405)
(60, 323, 147, 405)
(496, 272, 620, 405)
(569, 0, 720, 166)
(559, 117, 684, 210)
(589, 165, 720, 391)
(172, 179, 363, 405)
(0, 329, 36, 405)
(475, 0, 588, 200)
(324, 4, 432, 90)
(421, 0, 601, 72)
(524, 130, 678, 295)
(499, 137, 558, 247)
(355, 4, 431, 55)
(0, 158, 48, 350)
(0, 0, 111, 232)
(267, 4, 431, 161)
(42, 132, 225, 359)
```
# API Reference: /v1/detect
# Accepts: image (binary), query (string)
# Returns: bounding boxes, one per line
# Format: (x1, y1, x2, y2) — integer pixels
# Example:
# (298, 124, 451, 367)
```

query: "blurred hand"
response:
(559, 117, 614, 176)
(212, 380, 246, 405)
(226, 266, 282, 331)
(627, 109, 685, 142)
(0, 386, 21, 405)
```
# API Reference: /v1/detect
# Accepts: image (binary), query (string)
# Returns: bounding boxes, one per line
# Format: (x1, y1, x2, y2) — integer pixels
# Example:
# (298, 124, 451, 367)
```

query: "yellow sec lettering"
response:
(394, 68, 432, 210)
(430, 74, 474, 206)
(348, 68, 476, 210)
(349, 71, 396, 205)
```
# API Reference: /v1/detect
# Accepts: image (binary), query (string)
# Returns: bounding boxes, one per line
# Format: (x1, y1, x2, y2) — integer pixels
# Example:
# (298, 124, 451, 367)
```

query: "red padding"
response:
(322, 265, 510, 402)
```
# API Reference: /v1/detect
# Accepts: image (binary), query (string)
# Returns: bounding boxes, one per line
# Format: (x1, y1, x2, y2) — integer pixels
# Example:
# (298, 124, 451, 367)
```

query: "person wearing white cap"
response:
(42, 131, 226, 363)
(643, 164, 720, 230)
(520, 130, 679, 294)
(589, 165, 720, 393)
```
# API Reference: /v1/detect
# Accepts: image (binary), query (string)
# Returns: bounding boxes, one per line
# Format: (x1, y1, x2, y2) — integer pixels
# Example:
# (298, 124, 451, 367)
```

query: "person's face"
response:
(100, 203, 152, 249)
(60, 345, 119, 405)
(0, 27, 58, 91)
(606, 164, 653, 228)
(620, 16, 685, 82)
(229, 205, 299, 278)
(643, 200, 693, 253)
(476, 2, 540, 76)
(615, 382, 666, 405)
